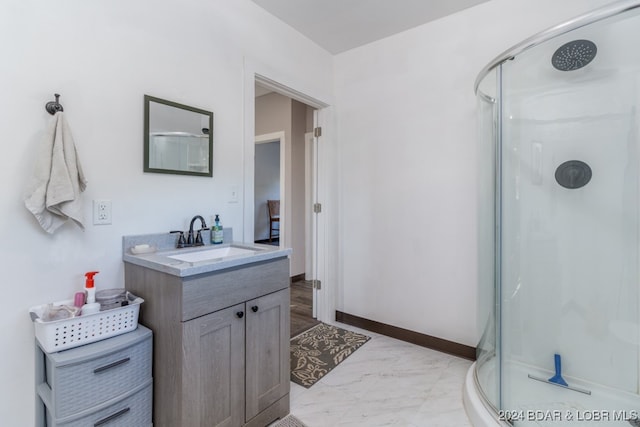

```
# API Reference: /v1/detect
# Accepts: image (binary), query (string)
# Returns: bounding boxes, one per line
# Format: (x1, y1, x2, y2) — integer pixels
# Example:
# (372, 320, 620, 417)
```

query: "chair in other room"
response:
(267, 199, 280, 242)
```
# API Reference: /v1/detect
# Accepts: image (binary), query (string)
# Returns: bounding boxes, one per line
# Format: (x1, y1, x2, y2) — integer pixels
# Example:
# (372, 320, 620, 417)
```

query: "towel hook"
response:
(45, 93, 64, 115)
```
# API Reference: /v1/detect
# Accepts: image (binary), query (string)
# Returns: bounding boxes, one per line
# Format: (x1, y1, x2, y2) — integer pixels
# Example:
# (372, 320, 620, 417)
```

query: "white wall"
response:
(334, 0, 613, 347)
(0, 0, 332, 424)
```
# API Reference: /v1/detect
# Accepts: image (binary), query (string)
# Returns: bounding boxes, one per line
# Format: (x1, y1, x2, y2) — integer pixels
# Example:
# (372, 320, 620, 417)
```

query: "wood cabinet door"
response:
(182, 303, 245, 427)
(245, 289, 290, 421)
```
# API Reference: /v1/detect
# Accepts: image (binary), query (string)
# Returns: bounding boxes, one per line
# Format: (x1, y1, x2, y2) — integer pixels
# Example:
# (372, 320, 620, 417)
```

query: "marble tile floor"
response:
(288, 322, 473, 427)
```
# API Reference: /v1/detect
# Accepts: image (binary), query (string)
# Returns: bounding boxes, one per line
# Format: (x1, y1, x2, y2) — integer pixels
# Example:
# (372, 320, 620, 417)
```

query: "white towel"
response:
(24, 112, 87, 233)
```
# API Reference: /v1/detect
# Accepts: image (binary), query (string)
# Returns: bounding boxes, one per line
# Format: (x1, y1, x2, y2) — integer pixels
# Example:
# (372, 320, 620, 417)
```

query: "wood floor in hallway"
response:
(290, 279, 320, 338)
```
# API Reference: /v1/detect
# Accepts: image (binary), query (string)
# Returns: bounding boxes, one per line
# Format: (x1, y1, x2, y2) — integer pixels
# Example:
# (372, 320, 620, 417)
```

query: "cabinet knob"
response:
(251, 306, 259, 313)
(236, 311, 244, 318)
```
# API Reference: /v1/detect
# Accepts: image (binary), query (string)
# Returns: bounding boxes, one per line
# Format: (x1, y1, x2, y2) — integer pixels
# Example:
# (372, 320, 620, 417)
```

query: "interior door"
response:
(305, 131, 317, 317)
(306, 117, 320, 318)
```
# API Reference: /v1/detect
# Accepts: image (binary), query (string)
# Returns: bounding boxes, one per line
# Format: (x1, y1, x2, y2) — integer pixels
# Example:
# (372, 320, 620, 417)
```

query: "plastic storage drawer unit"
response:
(44, 382, 152, 427)
(35, 325, 152, 427)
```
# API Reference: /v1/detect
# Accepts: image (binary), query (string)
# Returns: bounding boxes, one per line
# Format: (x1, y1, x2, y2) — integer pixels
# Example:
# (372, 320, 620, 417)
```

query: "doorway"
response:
(243, 65, 332, 324)
(254, 132, 284, 246)
(254, 83, 319, 335)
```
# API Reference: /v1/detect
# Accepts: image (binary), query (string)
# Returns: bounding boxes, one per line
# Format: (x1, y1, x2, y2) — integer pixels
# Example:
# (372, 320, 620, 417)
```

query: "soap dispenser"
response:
(211, 214, 223, 244)
(82, 271, 101, 315)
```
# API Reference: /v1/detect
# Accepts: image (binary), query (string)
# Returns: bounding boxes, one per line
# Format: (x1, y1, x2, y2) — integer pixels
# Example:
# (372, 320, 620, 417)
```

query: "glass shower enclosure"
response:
(470, 1, 640, 425)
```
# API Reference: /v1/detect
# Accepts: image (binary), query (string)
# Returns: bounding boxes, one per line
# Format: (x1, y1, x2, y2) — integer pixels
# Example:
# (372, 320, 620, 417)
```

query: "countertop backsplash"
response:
(122, 228, 233, 254)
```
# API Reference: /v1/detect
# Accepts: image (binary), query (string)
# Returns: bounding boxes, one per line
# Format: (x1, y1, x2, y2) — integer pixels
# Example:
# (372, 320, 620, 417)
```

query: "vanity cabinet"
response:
(124, 257, 290, 427)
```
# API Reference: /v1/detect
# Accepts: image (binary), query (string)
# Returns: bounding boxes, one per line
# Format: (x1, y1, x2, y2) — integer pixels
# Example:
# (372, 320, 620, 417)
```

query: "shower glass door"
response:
(499, 9, 640, 425)
(475, 66, 500, 413)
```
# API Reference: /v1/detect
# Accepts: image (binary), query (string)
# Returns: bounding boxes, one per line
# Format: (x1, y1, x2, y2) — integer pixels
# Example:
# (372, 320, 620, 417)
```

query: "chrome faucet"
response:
(170, 215, 208, 248)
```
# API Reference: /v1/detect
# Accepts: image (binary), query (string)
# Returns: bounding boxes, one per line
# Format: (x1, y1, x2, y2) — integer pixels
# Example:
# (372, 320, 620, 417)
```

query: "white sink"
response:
(167, 246, 258, 263)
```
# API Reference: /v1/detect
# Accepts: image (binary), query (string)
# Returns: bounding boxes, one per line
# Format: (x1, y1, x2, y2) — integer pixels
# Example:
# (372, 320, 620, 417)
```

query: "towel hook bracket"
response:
(45, 93, 64, 115)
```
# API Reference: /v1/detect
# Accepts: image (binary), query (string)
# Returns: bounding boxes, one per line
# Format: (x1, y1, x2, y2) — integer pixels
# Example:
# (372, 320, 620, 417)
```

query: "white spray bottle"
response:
(82, 271, 101, 315)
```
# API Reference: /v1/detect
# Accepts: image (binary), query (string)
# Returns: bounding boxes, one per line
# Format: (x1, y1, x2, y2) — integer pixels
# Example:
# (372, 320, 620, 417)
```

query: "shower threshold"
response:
(467, 360, 640, 427)
(509, 362, 639, 426)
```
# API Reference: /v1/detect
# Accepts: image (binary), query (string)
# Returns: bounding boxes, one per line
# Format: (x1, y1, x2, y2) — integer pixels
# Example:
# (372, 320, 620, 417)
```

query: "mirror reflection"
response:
(144, 95, 213, 177)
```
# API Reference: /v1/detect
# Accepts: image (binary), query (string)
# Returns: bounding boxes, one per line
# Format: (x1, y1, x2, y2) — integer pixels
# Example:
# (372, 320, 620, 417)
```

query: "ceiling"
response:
(250, 0, 490, 54)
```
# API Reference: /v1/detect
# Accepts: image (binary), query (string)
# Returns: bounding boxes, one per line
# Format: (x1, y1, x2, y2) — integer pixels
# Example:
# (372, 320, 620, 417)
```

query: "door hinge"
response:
(313, 280, 322, 290)
(313, 203, 322, 213)
(314, 127, 322, 137)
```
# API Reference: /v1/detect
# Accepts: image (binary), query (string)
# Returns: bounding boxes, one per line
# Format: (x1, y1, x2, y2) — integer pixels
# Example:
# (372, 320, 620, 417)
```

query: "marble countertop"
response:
(122, 231, 291, 277)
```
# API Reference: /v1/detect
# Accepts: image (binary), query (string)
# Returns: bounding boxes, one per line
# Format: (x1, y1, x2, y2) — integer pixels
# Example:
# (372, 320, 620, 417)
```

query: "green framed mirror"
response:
(144, 95, 213, 177)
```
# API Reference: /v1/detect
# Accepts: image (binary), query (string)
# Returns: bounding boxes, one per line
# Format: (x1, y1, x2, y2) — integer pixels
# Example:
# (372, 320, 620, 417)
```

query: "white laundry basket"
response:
(29, 293, 143, 353)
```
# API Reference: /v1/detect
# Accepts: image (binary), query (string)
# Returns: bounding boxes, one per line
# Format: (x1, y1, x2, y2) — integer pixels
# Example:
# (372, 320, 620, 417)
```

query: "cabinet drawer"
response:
(45, 381, 152, 427)
(42, 332, 152, 418)
(182, 257, 289, 321)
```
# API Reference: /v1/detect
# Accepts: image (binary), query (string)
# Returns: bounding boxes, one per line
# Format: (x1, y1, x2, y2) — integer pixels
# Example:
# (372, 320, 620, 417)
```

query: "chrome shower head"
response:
(551, 39, 597, 71)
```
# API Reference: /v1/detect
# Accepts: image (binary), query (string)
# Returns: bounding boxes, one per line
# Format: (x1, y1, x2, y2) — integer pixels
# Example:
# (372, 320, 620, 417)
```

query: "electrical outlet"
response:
(93, 200, 112, 225)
